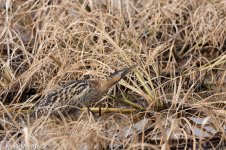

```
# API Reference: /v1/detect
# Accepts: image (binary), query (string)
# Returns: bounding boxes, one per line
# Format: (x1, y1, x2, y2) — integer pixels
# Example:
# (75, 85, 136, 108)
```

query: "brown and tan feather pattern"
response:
(32, 65, 136, 117)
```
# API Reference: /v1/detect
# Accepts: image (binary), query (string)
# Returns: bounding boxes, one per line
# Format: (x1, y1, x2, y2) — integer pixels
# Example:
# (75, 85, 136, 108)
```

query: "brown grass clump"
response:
(0, 0, 226, 149)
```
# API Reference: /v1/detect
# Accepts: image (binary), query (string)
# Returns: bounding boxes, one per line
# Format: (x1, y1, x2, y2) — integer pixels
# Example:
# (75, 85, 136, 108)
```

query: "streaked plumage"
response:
(32, 65, 136, 117)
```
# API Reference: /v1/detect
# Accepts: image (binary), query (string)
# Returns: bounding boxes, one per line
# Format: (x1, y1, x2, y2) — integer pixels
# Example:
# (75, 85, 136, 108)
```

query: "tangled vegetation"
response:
(0, 0, 225, 149)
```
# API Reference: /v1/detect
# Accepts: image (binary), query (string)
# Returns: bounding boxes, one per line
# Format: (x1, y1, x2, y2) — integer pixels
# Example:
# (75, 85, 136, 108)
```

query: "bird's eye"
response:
(110, 69, 117, 76)
(109, 72, 114, 77)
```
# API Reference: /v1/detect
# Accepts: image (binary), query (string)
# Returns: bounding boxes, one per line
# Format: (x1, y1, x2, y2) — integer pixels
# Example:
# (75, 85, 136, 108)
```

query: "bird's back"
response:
(33, 80, 101, 116)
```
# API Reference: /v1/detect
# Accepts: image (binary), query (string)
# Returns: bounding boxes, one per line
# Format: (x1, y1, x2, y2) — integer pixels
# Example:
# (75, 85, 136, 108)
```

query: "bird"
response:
(32, 65, 136, 117)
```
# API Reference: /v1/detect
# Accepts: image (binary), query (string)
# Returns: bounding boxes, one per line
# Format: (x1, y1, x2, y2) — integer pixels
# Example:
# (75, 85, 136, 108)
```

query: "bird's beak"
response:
(103, 65, 137, 91)
(109, 65, 137, 78)
(121, 65, 137, 77)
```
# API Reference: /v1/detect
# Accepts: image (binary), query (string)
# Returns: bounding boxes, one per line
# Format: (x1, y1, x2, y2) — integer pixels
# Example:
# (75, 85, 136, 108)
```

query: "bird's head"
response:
(101, 65, 136, 92)
(108, 65, 137, 81)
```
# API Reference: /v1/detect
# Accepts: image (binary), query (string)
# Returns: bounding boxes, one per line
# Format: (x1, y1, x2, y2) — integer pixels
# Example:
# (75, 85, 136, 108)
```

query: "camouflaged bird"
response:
(32, 65, 136, 117)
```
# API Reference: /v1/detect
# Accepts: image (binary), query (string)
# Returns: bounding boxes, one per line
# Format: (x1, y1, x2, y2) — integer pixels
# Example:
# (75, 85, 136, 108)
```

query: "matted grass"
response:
(0, 0, 226, 149)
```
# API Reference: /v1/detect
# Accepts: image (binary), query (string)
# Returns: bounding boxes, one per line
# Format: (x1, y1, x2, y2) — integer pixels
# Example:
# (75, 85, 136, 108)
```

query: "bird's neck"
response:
(100, 76, 121, 93)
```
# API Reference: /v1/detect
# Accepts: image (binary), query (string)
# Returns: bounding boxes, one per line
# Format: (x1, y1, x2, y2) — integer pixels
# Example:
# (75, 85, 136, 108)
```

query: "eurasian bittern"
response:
(32, 65, 136, 117)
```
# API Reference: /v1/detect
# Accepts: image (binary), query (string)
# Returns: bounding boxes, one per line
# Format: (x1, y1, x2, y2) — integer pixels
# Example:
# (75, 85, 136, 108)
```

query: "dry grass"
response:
(0, 0, 226, 149)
